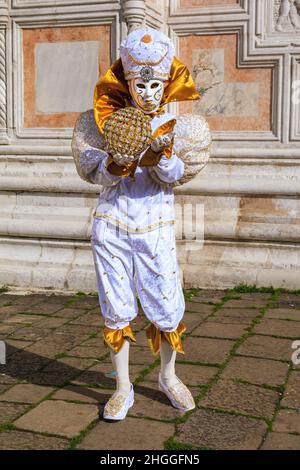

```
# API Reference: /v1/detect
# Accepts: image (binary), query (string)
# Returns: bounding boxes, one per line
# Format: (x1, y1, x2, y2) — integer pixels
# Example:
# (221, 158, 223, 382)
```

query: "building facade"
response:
(0, 0, 300, 292)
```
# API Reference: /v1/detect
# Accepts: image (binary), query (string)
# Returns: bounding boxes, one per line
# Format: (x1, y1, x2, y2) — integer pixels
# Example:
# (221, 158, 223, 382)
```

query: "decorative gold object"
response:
(103, 106, 152, 158)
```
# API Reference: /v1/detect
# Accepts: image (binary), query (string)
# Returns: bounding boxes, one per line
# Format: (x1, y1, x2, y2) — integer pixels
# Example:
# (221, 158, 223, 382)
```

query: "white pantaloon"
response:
(91, 218, 185, 332)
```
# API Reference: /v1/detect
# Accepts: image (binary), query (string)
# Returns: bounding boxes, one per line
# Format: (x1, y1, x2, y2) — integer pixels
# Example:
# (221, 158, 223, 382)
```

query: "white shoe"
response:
(103, 384, 134, 421)
(158, 373, 196, 412)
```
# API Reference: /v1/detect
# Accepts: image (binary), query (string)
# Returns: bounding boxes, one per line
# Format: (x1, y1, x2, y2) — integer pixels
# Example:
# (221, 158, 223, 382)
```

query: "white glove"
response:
(150, 132, 175, 153)
(111, 152, 137, 166)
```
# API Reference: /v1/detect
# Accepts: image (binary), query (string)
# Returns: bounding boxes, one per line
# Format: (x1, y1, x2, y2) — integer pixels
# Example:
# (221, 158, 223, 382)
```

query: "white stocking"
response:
(160, 337, 181, 388)
(110, 339, 131, 395)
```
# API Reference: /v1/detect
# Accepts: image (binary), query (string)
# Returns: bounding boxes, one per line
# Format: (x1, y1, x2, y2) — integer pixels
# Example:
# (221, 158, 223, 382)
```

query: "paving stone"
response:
(70, 297, 100, 309)
(58, 323, 99, 337)
(127, 345, 156, 366)
(237, 335, 292, 361)
(0, 373, 19, 385)
(11, 294, 50, 307)
(144, 363, 218, 387)
(191, 322, 247, 340)
(70, 312, 104, 326)
(253, 319, 300, 338)
(207, 308, 260, 326)
(4, 339, 34, 356)
(183, 312, 208, 332)
(0, 350, 51, 380)
(0, 402, 29, 424)
(34, 316, 70, 329)
(261, 432, 300, 450)
(224, 299, 266, 309)
(23, 302, 64, 315)
(273, 410, 300, 434)
(0, 384, 10, 394)
(0, 383, 54, 403)
(0, 324, 17, 336)
(221, 356, 289, 387)
(9, 326, 53, 342)
(201, 379, 278, 419)
(14, 400, 99, 438)
(0, 294, 22, 307)
(181, 337, 234, 365)
(72, 362, 117, 388)
(0, 305, 30, 316)
(2, 314, 44, 325)
(24, 341, 68, 359)
(128, 382, 198, 421)
(51, 385, 112, 404)
(133, 315, 154, 329)
(53, 308, 88, 319)
(185, 302, 214, 314)
(0, 430, 69, 450)
(281, 371, 300, 409)
(73, 361, 145, 388)
(77, 417, 174, 450)
(67, 343, 108, 359)
(177, 408, 267, 450)
(265, 308, 300, 321)
(131, 330, 149, 347)
(232, 293, 272, 301)
(272, 294, 300, 308)
(40, 294, 74, 305)
(22, 372, 72, 387)
(42, 356, 95, 374)
(39, 331, 84, 350)
(188, 290, 225, 303)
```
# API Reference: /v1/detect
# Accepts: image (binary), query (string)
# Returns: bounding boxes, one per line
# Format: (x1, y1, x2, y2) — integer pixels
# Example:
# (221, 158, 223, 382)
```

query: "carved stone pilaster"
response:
(122, 0, 146, 32)
(0, 28, 6, 130)
(0, 1, 8, 143)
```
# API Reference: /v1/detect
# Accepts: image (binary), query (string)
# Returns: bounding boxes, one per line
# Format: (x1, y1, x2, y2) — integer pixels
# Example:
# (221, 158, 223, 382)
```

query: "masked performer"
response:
(72, 27, 211, 421)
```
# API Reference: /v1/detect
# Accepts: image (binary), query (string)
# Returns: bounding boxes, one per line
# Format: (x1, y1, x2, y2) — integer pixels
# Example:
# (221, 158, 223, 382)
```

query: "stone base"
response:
(1, 236, 300, 293)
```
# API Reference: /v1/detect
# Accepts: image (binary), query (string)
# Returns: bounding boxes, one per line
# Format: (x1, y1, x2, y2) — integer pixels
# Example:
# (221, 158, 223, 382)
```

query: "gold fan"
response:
(103, 106, 152, 158)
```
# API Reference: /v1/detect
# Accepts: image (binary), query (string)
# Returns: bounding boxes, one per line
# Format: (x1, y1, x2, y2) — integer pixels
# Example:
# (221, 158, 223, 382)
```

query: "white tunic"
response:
(89, 112, 184, 233)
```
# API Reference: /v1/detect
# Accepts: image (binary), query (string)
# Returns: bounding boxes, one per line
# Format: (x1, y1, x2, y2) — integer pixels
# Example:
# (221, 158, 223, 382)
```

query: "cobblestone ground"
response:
(0, 288, 299, 450)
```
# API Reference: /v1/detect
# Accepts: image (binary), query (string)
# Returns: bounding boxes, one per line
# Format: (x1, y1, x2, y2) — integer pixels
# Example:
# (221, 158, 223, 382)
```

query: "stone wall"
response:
(0, 0, 299, 292)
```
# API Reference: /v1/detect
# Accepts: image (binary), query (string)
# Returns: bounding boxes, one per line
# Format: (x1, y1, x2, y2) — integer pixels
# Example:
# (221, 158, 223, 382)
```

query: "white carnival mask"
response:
(128, 78, 164, 114)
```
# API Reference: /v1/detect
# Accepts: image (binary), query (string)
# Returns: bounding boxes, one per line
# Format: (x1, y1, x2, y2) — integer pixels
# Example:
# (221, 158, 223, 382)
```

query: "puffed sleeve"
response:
(71, 109, 122, 187)
(148, 114, 211, 188)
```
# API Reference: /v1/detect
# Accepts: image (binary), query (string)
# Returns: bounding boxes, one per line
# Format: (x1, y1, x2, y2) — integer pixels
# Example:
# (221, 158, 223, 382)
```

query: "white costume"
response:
(72, 27, 211, 419)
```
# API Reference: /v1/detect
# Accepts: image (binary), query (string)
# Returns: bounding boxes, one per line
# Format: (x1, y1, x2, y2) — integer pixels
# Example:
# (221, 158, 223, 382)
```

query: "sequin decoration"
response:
(103, 106, 152, 158)
(103, 392, 127, 416)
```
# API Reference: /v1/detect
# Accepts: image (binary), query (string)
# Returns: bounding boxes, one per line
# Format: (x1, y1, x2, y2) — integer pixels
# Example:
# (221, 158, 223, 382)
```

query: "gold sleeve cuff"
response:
(145, 320, 186, 356)
(106, 154, 138, 178)
(138, 147, 164, 166)
(103, 325, 136, 353)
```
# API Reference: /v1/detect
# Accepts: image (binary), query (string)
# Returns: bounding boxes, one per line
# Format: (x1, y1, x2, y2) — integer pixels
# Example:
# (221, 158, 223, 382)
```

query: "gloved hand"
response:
(150, 132, 175, 153)
(111, 152, 138, 166)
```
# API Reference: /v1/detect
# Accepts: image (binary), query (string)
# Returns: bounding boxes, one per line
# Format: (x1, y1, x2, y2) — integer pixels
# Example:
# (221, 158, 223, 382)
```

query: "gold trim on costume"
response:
(103, 325, 136, 353)
(146, 321, 186, 356)
(93, 213, 175, 233)
(128, 50, 168, 66)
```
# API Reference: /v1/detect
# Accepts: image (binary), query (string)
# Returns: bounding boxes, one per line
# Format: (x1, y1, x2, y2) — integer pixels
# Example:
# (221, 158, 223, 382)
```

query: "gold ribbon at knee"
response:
(145, 320, 186, 356)
(103, 324, 136, 353)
